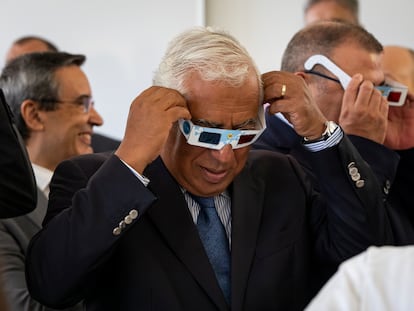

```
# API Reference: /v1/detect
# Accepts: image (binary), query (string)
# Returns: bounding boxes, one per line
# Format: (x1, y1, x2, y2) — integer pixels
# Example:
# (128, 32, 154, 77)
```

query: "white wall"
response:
(206, 0, 414, 73)
(0, 0, 205, 139)
(2, 0, 413, 139)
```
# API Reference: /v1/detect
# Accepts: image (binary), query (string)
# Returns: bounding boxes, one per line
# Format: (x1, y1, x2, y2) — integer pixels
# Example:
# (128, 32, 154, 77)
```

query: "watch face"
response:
(326, 121, 338, 136)
(303, 121, 338, 143)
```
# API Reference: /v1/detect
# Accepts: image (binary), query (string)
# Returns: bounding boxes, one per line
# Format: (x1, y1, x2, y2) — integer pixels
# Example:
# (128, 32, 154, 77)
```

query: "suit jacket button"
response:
(113, 227, 122, 236)
(355, 179, 365, 188)
(347, 162, 355, 169)
(351, 172, 361, 181)
(124, 215, 133, 224)
(129, 209, 138, 219)
(349, 167, 358, 176)
(383, 179, 391, 194)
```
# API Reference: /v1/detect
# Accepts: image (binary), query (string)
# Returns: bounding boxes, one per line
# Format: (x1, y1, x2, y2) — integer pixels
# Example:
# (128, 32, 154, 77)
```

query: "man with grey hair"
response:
(26, 27, 391, 310)
(0, 52, 103, 310)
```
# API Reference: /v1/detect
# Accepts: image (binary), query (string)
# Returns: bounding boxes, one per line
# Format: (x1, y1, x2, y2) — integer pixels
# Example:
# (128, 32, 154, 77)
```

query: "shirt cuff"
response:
(302, 127, 344, 152)
(120, 159, 150, 186)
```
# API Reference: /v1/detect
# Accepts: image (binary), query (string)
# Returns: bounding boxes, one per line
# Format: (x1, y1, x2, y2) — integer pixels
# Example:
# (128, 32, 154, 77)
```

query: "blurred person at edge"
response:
(0, 52, 102, 311)
(304, 0, 359, 25)
(5, 35, 121, 152)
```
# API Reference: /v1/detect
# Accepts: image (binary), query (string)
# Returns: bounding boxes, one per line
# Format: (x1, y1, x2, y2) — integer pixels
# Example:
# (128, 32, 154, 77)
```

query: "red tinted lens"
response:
(388, 91, 402, 103)
(238, 134, 256, 145)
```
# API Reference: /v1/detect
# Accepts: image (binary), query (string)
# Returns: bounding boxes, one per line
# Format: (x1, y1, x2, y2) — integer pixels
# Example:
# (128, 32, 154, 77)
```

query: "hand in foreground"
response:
(115, 86, 191, 173)
(339, 74, 388, 144)
(262, 71, 327, 140)
(384, 92, 414, 150)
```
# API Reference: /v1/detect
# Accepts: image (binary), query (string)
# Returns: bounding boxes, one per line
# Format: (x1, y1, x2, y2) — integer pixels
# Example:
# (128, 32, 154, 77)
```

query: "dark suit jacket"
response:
(26, 141, 392, 311)
(0, 89, 36, 218)
(254, 113, 414, 244)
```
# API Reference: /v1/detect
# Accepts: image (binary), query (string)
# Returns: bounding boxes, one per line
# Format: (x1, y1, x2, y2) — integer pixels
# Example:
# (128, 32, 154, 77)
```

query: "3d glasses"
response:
(179, 105, 266, 150)
(304, 54, 408, 106)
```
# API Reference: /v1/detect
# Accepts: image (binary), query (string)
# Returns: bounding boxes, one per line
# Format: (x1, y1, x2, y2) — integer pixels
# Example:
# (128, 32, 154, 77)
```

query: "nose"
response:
(209, 144, 235, 163)
(88, 106, 104, 126)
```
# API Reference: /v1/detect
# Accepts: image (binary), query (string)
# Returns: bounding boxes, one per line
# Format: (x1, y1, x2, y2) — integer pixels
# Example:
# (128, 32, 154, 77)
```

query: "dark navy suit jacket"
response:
(0, 89, 36, 218)
(254, 112, 414, 244)
(26, 141, 392, 310)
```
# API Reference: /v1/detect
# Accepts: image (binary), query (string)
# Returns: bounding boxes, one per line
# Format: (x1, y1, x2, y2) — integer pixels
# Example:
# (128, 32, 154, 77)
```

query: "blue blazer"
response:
(254, 112, 414, 244)
(26, 143, 392, 311)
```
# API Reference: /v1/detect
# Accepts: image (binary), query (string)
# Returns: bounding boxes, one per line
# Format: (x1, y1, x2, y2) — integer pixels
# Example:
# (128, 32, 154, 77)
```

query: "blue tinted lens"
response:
(182, 120, 191, 135)
(199, 132, 221, 145)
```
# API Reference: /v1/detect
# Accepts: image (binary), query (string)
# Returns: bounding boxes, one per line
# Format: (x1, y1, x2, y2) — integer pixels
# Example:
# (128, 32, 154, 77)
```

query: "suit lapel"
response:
(230, 163, 265, 311)
(25, 188, 48, 229)
(144, 158, 229, 311)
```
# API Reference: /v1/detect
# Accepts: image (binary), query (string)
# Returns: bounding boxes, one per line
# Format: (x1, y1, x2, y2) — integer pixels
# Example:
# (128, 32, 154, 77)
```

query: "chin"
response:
(78, 146, 94, 155)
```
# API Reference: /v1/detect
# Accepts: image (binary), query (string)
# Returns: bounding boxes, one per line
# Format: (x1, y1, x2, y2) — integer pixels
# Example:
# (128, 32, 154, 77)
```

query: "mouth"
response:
(201, 167, 228, 184)
(78, 132, 92, 146)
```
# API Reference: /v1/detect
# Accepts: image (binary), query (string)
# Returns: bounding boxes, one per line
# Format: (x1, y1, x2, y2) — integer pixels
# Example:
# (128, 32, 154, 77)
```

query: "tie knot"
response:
(190, 194, 215, 209)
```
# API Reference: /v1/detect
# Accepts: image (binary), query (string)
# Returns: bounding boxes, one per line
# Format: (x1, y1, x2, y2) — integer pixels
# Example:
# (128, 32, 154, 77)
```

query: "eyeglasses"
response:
(178, 105, 266, 150)
(40, 96, 94, 113)
(304, 54, 408, 106)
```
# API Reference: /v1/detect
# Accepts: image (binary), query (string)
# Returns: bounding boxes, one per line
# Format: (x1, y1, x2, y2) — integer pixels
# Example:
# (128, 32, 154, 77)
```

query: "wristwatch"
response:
(303, 121, 338, 143)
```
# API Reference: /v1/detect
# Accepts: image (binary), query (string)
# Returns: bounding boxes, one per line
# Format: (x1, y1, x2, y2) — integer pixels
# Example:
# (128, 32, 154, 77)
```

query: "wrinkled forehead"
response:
(184, 71, 261, 120)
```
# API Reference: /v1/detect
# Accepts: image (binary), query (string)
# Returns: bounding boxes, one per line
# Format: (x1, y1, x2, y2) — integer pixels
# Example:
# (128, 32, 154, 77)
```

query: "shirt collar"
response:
(31, 163, 53, 197)
(181, 187, 230, 199)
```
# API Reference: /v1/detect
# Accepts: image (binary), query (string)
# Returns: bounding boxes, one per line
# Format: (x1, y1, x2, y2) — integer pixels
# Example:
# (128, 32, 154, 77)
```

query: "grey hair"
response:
(153, 26, 262, 100)
(281, 21, 382, 72)
(0, 52, 85, 140)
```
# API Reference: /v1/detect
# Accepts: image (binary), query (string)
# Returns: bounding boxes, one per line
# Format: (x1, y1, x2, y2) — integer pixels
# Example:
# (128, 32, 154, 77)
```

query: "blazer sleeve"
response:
(0, 90, 36, 218)
(349, 136, 414, 244)
(26, 154, 157, 308)
(306, 134, 394, 263)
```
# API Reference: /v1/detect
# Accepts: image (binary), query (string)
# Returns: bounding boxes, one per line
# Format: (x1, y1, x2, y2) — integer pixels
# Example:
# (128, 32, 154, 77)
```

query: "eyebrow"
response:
(194, 118, 258, 130)
(77, 94, 92, 100)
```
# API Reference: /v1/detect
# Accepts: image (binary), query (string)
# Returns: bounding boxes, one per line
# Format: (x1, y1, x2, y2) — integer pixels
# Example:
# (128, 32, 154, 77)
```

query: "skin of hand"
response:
(384, 91, 414, 150)
(339, 74, 389, 144)
(115, 86, 191, 173)
(262, 71, 327, 140)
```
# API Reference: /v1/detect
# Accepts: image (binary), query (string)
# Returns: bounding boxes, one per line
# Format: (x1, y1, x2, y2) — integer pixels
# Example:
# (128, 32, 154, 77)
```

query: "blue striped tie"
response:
(192, 195, 231, 304)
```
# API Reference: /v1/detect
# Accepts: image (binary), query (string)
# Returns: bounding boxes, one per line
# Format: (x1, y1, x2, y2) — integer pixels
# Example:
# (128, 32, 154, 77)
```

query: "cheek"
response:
(232, 148, 250, 171)
(315, 86, 343, 121)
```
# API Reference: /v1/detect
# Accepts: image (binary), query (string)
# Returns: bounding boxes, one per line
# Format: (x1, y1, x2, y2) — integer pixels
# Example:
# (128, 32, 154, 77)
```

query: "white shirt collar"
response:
(31, 163, 53, 197)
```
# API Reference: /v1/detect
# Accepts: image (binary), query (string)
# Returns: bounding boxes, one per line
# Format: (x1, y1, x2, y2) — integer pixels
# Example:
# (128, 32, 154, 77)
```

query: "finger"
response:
(342, 74, 363, 106)
(379, 96, 389, 116)
(166, 106, 192, 123)
(138, 86, 187, 111)
(263, 83, 288, 104)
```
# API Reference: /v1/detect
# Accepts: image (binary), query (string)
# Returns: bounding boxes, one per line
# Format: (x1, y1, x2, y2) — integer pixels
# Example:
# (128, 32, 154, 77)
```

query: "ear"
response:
(20, 100, 45, 131)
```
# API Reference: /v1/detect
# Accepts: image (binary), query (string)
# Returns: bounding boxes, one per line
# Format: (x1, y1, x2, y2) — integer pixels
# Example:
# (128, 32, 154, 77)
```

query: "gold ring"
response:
(281, 84, 287, 97)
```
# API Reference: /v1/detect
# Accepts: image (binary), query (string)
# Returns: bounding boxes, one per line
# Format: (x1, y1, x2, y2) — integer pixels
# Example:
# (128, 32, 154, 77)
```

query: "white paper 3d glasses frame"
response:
(304, 54, 408, 107)
(179, 105, 266, 150)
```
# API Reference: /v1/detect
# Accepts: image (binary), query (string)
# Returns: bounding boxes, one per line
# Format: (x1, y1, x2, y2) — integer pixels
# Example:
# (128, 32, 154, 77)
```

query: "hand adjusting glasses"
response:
(179, 105, 266, 150)
(304, 54, 408, 106)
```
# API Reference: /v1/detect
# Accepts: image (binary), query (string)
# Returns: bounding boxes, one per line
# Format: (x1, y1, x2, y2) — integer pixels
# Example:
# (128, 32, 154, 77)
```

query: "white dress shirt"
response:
(305, 245, 414, 311)
(31, 163, 53, 197)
